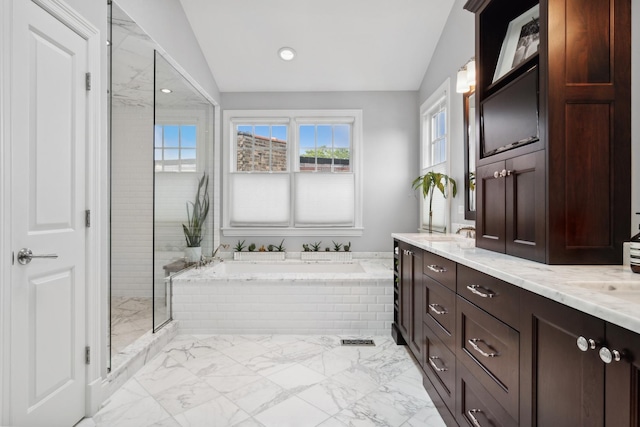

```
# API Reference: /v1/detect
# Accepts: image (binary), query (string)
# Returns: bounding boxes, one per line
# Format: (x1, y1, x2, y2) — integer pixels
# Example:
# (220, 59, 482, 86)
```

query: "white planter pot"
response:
(184, 246, 202, 263)
(233, 252, 286, 261)
(300, 252, 352, 261)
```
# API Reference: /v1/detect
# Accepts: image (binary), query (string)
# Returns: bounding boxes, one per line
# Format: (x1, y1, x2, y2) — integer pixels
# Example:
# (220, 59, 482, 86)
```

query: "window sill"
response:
(222, 227, 364, 237)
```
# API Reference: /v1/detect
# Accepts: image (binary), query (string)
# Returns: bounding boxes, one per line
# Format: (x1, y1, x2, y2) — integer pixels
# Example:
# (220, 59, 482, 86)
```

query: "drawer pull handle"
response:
(467, 409, 485, 427)
(428, 356, 448, 372)
(466, 284, 496, 298)
(428, 303, 448, 315)
(427, 264, 446, 273)
(468, 338, 500, 358)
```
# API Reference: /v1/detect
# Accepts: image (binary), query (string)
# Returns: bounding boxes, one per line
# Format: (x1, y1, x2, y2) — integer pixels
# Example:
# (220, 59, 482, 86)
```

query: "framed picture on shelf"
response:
(493, 4, 540, 83)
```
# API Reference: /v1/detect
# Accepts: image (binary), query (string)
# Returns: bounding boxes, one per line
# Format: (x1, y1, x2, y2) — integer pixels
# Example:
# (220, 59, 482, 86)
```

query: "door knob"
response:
(16, 248, 58, 265)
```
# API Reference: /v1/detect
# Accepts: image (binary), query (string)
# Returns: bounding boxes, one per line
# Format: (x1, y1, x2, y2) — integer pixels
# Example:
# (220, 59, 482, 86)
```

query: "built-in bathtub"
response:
(171, 257, 394, 335)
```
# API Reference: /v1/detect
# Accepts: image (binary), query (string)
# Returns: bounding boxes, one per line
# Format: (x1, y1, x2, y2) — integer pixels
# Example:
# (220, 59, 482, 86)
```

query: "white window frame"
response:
(419, 78, 452, 233)
(155, 109, 208, 174)
(222, 109, 363, 237)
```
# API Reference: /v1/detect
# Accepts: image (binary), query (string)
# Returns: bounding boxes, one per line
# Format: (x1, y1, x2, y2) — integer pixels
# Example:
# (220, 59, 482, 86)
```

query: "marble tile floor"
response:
(111, 297, 170, 359)
(87, 334, 447, 427)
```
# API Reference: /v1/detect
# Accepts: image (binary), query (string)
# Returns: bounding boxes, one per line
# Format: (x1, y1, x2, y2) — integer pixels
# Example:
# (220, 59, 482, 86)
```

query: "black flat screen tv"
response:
(480, 66, 539, 157)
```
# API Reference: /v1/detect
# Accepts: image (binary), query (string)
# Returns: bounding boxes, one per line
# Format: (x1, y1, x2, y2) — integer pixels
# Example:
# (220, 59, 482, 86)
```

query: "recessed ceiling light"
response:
(160, 88, 172, 94)
(278, 47, 296, 61)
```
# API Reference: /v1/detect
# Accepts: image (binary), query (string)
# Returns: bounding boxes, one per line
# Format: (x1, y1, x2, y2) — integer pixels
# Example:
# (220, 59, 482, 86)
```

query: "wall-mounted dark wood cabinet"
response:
(465, 0, 631, 264)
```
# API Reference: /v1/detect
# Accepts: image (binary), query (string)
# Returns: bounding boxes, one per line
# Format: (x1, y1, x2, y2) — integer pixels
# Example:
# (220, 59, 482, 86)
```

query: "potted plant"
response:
(183, 173, 209, 262)
(412, 171, 457, 233)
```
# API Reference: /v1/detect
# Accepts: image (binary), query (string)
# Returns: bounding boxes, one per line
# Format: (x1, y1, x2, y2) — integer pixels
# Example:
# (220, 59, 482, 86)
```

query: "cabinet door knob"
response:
(576, 336, 598, 352)
(428, 303, 448, 315)
(467, 409, 485, 427)
(428, 356, 448, 372)
(599, 346, 623, 363)
(493, 171, 500, 179)
(466, 284, 496, 298)
(468, 338, 500, 358)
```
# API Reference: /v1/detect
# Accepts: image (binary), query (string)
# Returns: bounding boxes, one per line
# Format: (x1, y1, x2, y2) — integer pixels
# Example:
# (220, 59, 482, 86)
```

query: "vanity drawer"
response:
(423, 251, 456, 291)
(456, 362, 518, 427)
(423, 323, 456, 412)
(457, 264, 520, 328)
(423, 275, 456, 352)
(457, 296, 519, 421)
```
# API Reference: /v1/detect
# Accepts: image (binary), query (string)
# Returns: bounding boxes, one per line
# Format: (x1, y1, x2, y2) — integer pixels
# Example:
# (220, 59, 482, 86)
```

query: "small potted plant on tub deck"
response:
(183, 173, 209, 263)
(301, 241, 352, 261)
(233, 239, 286, 260)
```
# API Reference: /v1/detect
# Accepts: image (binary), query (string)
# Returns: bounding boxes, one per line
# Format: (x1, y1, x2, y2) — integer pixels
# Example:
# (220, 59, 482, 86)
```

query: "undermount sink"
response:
(565, 281, 640, 303)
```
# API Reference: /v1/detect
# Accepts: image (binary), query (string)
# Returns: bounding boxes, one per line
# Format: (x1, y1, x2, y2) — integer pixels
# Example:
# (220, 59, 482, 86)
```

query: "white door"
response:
(10, 1, 88, 426)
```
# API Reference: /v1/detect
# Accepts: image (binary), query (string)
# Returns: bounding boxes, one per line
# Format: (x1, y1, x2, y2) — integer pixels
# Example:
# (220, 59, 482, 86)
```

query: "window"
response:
(419, 79, 452, 232)
(154, 124, 197, 172)
(298, 124, 351, 172)
(236, 124, 288, 172)
(223, 110, 363, 236)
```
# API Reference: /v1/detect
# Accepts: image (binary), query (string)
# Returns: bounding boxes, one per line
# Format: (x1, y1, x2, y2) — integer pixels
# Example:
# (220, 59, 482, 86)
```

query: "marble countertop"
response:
(392, 233, 640, 334)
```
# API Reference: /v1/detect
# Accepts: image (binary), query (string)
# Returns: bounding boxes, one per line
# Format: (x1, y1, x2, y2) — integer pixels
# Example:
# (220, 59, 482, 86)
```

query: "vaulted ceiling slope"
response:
(179, 0, 456, 92)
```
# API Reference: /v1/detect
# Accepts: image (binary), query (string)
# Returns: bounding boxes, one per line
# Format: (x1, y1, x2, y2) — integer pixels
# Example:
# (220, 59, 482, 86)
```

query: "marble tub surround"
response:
(89, 334, 445, 427)
(392, 233, 640, 334)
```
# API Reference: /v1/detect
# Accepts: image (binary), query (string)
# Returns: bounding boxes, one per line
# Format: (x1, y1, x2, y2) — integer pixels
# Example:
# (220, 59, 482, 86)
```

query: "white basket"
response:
(233, 252, 286, 261)
(300, 252, 353, 262)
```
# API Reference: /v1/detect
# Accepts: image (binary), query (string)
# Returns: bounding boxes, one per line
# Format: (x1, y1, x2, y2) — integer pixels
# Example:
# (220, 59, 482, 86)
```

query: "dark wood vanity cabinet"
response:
(393, 242, 424, 361)
(520, 290, 640, 427)
(393, 239, 640, 426)
(465, 0, 631, 264)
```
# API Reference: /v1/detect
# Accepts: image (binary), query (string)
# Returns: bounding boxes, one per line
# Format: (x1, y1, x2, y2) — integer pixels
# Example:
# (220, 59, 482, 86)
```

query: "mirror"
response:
(463, 90, 476, 220)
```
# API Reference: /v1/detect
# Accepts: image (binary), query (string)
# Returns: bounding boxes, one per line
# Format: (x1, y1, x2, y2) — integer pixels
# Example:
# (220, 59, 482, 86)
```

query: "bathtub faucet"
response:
(212, 244, 230, 260)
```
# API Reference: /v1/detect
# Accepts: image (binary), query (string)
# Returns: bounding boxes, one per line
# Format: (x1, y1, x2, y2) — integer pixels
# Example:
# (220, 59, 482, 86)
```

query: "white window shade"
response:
(229, 173, 290, 226)
(294, 173, 354, 226)
(421, 163, 448, 233)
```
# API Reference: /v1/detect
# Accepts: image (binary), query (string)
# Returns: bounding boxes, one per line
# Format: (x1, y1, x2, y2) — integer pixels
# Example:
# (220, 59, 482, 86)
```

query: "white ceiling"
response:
(179, 0, 456, 93)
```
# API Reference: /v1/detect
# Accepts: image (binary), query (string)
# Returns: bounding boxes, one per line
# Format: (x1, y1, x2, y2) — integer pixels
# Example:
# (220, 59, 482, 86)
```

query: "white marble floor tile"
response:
(152, 376, 221, 416)
(220, 340, 271, 363)
(254, 396, 330, 427)
(401, 405, 447, 427)
(224, 377, 290, 415)
(136, 353, 200, 395)
(296, 378, 366, 416)
(266, 364, 327, 390)
(301, 351, 354, 377)
(173, 395, 250, 427)
(88, 335, 446, 427)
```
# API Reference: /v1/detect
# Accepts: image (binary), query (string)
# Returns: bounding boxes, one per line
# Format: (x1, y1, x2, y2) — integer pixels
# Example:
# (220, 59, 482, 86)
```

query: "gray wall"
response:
(419, 0, 640, 234)
(418, 0, 475, 229)
(221, 91, 419, 252)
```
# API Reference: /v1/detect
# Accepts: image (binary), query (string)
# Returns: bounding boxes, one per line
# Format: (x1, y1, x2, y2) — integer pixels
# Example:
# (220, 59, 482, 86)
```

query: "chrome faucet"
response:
(212, 243, 230, 260)
(456, 226, 476, 239)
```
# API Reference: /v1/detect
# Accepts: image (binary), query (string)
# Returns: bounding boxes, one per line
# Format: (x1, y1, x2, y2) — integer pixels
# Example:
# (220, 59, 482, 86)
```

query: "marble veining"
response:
(392, 233, 640, 333)
(87, 334, 445, 427)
